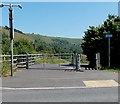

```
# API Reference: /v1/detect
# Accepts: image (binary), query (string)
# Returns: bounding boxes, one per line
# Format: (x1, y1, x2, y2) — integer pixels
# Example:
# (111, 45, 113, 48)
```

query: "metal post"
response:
(76, 54, 80, 71)
(108, 37, 110, 67)
(75, 53, 77, 70)
(26, 54, 29, 69)
(75, 54, 77, 70)
(9, 6, 14, 76)
(106, 34, 112, 67)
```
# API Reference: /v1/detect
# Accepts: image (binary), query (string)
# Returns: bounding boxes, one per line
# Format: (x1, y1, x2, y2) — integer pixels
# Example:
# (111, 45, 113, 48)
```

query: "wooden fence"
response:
(0, 53, 73, 69)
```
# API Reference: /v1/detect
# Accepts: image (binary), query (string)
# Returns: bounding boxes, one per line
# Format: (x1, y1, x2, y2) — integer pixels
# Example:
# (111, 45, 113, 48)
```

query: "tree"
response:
(2, 38, 10, 54)
(14, 39, 34, 54)
(82, 15, 120, 67)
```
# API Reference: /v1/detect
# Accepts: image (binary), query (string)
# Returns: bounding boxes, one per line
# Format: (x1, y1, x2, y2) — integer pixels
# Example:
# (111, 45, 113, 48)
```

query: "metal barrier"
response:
(26, 53, 74, 70)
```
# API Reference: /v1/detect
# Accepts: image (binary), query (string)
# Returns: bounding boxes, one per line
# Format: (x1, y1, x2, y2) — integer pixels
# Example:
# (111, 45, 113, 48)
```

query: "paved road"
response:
(2, 64, 119, 102)
(2, 87, 118, 102)
(2, 69, 118, 88)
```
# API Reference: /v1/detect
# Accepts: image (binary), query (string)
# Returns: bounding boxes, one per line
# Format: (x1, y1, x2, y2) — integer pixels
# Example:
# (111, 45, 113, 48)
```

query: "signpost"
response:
(105, 34, 112, 67)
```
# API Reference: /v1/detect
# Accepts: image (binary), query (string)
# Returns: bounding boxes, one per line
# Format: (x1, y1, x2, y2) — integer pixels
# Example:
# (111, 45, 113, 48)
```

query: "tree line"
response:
(82, 15, 120, 68)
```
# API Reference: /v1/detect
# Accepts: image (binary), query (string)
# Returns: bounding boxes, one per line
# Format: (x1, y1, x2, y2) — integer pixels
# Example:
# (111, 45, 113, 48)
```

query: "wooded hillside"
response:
(1, 26, 83, 54)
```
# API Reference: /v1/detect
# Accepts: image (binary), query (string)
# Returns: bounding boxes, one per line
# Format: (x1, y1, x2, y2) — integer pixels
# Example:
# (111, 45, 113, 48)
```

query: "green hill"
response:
(1, 26, 83, 54)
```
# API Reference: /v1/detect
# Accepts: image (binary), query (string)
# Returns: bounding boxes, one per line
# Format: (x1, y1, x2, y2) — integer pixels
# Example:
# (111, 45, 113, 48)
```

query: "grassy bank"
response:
(102, 68, 120, 72)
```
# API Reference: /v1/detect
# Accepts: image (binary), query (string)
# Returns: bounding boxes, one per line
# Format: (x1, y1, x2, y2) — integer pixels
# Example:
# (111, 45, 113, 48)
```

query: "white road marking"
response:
(1, 85, 119, 90)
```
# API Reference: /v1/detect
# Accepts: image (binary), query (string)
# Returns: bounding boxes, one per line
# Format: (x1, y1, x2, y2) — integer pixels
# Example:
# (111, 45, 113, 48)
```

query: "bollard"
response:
(26, 54, 29, 69)
(76, 54, 81, 71)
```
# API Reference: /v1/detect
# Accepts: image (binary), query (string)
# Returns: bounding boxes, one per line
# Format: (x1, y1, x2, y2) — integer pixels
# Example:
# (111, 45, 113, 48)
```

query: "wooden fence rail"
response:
(0, 53, 73, 69)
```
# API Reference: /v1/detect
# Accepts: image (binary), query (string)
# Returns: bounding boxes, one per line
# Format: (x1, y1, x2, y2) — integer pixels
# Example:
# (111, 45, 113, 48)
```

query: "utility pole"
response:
(0, 3, 22, 76)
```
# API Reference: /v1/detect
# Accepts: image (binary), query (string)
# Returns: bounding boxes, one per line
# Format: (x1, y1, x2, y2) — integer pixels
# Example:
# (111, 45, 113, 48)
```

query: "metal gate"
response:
(27, 53, 75, 70)
(1, 53, 82, 73)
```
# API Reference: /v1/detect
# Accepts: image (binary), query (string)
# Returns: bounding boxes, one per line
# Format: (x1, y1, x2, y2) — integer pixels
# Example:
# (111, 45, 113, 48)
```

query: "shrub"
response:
(0, 62, 10, 77)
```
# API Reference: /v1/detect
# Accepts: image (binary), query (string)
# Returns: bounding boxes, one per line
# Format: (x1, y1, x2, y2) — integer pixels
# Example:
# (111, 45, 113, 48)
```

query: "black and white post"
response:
(0, 3, 22, 76)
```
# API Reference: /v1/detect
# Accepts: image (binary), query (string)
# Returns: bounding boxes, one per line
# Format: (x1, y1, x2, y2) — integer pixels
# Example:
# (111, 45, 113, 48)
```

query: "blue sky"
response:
(1, 2, 118, 38)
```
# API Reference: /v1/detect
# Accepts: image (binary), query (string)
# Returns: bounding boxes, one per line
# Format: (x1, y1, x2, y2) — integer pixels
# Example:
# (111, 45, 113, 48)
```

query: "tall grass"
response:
(0, 62, 10, 77)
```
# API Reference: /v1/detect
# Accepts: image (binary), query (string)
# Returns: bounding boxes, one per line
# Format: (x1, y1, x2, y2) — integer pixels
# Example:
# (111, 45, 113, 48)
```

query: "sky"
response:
(1, 2, 118, 38)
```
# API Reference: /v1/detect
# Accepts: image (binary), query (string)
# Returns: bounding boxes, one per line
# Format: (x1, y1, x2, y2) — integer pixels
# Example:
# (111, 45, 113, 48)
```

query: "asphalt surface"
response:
(28, 63, 70, 69)
(2, 87, 118, 102)
(2, 63, 119, 102)
(2, 69, 118, 88)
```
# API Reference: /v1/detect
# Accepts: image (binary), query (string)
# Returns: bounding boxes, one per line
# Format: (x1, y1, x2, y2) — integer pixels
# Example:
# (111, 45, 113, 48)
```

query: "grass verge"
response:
(102, 68, 120, 72)
(0, 62, 11, 77)
(0, 62, 19, 77)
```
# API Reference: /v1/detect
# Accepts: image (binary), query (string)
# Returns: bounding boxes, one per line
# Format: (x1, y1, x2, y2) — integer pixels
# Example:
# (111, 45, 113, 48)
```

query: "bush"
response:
(0, 62, 10, 77)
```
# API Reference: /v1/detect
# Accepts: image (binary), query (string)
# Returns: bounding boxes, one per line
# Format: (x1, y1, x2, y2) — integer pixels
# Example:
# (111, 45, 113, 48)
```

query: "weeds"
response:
(0, 62, 10, 77)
